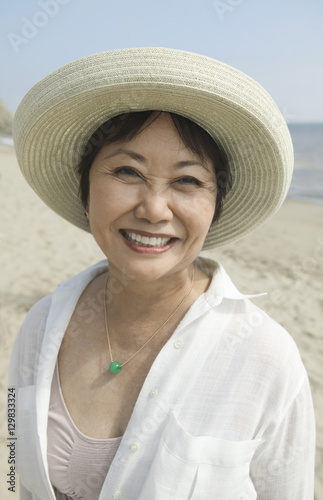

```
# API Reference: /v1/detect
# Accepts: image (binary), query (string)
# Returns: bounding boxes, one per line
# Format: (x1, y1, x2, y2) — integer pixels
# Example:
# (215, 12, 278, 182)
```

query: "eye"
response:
(175, 176, 202, 186)
(114, 166, 141, 179)
(115, 166, 139, 176)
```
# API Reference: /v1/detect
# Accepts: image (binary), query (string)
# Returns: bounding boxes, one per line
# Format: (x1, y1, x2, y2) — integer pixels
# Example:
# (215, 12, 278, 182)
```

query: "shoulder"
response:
(199, 258, 308, 400)
(14, 294, 53, 348)
(223, 298, 307, 407)
(16, 259, 109, 337)
(198, 257, 304, 374)
(224, 296, 304, 368)
(9, 260, 109, 386)
(233, 299, 302, 363)
(21, 294, 53, 330)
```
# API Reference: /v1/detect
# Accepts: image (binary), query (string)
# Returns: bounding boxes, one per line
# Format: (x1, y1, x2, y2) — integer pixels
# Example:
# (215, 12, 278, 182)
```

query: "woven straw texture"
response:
(13, 47, 294, 249)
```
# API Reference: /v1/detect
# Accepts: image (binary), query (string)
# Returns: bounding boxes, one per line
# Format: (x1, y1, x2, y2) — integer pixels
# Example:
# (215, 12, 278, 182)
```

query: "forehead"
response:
(102, 113, 200, 158)
(122, 113, 183, 144)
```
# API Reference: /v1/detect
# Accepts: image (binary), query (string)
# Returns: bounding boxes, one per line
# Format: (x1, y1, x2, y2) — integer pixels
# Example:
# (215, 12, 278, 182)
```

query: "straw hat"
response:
(13, 47, 293, 249)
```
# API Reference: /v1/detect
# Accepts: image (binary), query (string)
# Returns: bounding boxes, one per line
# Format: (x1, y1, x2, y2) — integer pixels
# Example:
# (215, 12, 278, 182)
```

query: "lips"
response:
(120, 230, 176, 248)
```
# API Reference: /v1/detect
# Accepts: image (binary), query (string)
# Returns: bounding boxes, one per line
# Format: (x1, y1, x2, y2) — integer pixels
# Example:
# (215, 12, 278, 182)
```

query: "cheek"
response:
(89, 179, 132, 214)
(192, 189, 216, 215)
(177, 193, 216, 234)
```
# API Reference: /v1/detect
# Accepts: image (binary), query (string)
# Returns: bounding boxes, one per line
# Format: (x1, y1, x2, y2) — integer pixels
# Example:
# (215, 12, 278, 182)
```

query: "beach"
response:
(0, 143, 322, 497)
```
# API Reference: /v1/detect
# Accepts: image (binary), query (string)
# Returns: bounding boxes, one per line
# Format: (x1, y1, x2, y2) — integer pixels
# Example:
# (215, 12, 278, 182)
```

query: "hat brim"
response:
(13, 47, 293, 249)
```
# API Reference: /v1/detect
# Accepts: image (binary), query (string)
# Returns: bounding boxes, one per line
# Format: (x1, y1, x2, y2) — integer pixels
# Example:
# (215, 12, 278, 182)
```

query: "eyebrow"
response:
(103, 148, 145, 163)
(175, 160, 209, 171)
(103, 148, 210, 171)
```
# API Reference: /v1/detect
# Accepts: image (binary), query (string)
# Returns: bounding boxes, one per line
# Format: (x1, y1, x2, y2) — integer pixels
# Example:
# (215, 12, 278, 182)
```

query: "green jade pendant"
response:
(109, 361, 122, 374)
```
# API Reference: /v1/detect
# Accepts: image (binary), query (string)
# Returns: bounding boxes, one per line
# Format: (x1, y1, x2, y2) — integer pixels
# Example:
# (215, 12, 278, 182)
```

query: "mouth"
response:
(120, 230, 177, 248)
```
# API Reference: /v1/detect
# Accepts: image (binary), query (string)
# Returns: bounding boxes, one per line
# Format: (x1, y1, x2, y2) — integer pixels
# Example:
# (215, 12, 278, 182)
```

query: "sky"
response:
(0, 0, 322, 122)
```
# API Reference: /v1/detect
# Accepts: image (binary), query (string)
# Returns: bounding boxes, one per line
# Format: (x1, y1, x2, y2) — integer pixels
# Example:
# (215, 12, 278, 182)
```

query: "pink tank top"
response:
(47, 363, 122, 499)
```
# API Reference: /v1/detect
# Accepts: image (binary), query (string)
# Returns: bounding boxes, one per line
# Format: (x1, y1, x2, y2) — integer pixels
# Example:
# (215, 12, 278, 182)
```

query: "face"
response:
(88, 113, 217, 282)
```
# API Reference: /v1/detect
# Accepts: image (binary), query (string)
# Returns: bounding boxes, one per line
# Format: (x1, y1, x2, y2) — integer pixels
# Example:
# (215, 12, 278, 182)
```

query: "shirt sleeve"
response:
(8, 296, 52, 500)
(250, 374, 316, 499)
(8, 294, 52, 388)
(18, 479, 34, 500)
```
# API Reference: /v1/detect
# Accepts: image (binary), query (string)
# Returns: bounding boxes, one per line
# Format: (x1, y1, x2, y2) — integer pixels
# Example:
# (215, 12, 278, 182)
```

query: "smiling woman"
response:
(9, 48, 315, 499)
(82, 112, 224, 282)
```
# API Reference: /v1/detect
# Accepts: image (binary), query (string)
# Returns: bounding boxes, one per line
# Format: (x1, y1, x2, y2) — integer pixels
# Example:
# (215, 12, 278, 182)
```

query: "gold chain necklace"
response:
(104, 268, 195, 374)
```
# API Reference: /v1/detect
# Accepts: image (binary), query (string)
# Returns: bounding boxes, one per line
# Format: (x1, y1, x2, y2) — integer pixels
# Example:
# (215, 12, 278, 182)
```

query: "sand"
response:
(0, 144, 322, 498)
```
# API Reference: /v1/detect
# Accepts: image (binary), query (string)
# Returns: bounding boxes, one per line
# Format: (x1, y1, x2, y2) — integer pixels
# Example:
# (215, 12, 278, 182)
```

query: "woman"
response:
(9, 48, 315, 499)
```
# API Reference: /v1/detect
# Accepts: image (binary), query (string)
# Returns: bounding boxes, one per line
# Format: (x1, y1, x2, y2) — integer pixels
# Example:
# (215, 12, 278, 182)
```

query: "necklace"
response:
(104, 268, 195, 374)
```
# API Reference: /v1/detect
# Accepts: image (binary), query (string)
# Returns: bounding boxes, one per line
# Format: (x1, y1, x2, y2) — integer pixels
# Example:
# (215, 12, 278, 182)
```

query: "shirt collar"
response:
(57, 257, 265, 306)
(194, 256, 266, 307)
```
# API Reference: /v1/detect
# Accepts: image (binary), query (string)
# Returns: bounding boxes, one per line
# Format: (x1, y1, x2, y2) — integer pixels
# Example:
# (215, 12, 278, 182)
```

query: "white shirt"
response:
(8, 257, 315, 500)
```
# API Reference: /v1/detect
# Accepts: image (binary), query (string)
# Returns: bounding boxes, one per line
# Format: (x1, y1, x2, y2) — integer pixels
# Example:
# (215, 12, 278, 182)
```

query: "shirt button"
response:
(149, 388, 158, 398)
(113, 492, 122, 499)
(174, 338, 183, 349)
(130, 442, 139, 452)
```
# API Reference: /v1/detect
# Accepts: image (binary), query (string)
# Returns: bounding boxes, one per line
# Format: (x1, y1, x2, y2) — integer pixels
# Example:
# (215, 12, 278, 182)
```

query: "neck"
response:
(106, 264, 195, 321)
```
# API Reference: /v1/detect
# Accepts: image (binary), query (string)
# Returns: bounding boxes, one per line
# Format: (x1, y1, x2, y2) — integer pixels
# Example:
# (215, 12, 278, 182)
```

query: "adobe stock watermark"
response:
(213, 0, 245, 21)
(7, 0, 72, 54)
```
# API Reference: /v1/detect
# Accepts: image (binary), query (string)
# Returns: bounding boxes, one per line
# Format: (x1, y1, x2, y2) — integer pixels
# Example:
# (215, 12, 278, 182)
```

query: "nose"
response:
(134, 188, 173, 224)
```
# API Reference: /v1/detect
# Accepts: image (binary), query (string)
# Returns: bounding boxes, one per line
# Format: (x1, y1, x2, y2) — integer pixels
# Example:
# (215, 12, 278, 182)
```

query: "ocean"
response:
(287, 123, 323, 205)
(1, 123, 323, 205)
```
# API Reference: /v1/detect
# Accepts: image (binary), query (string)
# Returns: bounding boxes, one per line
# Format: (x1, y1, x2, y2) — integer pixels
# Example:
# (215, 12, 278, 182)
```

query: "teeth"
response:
(123, 231, 172, 247)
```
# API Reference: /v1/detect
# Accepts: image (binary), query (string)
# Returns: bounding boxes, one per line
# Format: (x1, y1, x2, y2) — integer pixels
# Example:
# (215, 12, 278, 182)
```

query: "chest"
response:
(57, 314, 177, 439)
